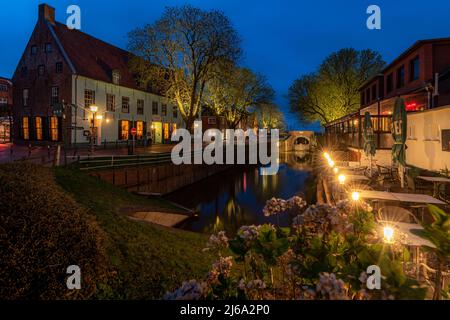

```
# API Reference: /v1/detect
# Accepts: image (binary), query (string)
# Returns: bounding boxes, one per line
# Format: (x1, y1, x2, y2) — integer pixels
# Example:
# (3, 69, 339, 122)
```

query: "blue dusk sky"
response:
(2, 0, 450, 131)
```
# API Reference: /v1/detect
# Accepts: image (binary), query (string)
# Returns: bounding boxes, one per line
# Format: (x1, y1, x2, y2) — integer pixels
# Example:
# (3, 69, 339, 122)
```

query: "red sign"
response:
(131, 127, 137, 136)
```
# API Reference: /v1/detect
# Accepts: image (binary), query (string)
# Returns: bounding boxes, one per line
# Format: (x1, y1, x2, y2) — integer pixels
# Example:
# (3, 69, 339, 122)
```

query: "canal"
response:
(165, 152, 316, 236)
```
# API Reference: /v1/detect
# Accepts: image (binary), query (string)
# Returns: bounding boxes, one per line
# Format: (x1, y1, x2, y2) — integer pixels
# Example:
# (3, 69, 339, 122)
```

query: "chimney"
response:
(39, 4, 55, 25)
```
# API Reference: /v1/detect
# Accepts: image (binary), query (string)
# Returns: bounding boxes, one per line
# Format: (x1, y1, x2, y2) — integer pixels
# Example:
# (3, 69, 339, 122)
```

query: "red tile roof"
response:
(52, 22, 153, 93)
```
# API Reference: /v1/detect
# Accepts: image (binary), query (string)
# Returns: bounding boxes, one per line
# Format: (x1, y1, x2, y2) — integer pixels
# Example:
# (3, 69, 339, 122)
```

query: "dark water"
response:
(165, 152, 315, 236)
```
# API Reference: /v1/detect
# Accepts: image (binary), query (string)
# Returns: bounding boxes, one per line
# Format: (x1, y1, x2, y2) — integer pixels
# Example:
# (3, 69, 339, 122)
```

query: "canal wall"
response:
(89, 163, 232, 195)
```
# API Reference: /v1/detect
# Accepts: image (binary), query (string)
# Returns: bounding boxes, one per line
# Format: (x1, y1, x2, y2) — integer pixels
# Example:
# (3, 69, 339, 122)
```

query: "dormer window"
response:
(112, 70, 120, 85)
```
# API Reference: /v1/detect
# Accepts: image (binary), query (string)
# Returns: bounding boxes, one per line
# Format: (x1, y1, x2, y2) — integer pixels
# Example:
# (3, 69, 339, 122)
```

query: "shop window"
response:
(22, 117, 29, 140)
(50, 116, 59, 141)
(35, 117, 43, 140)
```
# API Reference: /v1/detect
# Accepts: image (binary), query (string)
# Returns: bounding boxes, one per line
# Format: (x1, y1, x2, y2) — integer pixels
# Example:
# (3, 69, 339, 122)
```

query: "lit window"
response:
(35, 117, 43, 140)
(172, 123, 177, 135)
(84, 90, 95, 118)
(164, 123, 169, 140)
(22, 117, 29, 140)
(136, 121, 144, 139)
(106, 94, 115, 112)
(120, 120, 129, 140)
(122, 97, 130, 113)
(50, 117, 59, 141)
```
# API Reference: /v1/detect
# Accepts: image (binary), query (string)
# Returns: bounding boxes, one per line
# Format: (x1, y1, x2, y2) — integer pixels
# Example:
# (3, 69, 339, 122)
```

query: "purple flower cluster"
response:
(263, 196, 306, 217)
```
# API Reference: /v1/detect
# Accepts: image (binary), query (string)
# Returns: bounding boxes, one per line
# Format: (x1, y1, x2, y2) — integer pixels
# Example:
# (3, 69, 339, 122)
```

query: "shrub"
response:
(0, 163, 109, 299)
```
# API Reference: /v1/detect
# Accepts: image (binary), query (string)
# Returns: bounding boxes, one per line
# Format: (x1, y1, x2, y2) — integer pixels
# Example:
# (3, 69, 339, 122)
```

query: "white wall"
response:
(70, 75, 185, 145)
(406, 105, 450, 172)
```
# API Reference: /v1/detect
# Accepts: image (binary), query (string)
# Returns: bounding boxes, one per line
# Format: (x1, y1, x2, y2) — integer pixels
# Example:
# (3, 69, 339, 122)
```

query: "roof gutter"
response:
(47, 21, 77, 74)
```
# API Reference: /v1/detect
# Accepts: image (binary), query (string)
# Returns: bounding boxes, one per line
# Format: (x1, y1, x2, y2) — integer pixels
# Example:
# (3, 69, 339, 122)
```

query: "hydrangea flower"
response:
(163, 279, 209, 300)
(315, 272, 349, 300)
(203, 231, 229, 252)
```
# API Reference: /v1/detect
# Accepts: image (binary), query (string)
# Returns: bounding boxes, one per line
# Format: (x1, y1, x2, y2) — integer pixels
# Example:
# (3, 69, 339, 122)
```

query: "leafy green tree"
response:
(256, 103, 285, 130)
(205, 61, 274, 129)
(413, 205, 450, 300)
(288, 48, 385, 125)
(128, 5, 241, 130)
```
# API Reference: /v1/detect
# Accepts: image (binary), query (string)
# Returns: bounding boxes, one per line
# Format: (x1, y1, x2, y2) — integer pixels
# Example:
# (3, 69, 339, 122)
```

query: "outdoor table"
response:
(417, 176, 450, 198)
(358, 190, 445, 204)
(345, 174, 370, 181)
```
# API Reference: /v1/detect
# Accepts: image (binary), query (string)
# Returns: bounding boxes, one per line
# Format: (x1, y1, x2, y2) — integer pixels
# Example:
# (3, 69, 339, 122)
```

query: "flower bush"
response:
(165, 197, 426, 300)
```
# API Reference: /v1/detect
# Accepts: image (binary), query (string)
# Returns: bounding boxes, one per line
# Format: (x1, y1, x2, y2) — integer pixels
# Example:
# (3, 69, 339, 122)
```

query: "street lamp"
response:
(333, 167, 339, 174)
(338, 174, 346, 185)
(89, 105, 98, 154)
(351, 191, 360, 201)
(383, 226, 394, 244)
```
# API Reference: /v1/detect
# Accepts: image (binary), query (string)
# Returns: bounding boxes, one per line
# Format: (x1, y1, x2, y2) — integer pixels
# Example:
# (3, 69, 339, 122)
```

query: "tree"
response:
(205, 61, 274, 129)
(289, 48, 385, 125)
(256, 103, 285, 129)
(128, 5, 241, 130)
(413, 205, 450, 300)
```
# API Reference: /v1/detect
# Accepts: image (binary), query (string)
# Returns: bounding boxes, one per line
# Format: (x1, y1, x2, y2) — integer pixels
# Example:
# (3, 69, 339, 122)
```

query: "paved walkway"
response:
(0, 143, 176, 165)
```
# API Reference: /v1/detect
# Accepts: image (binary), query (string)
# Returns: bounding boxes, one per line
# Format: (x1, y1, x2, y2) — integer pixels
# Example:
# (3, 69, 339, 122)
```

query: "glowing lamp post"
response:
(338, 174, 346, 185)
(351, 191, 360, 201)
(89, 105, 98, 154)
(383, 226, 394, 244)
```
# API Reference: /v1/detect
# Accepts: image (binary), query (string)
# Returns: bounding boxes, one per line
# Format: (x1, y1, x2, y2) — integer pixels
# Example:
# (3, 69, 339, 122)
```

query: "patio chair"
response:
(377, 206, 419, 224)
(406, 175, 432, 195)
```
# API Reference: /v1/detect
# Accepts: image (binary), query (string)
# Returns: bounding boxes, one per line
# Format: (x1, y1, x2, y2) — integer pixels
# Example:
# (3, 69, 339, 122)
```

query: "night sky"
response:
(2, 0, 450, 131)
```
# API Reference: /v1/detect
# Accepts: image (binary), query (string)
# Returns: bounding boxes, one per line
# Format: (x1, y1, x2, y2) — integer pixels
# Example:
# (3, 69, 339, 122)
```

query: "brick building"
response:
(0, 77, 13, 143)
(325, 38, 450, 154)
(12, 4, 185, 146)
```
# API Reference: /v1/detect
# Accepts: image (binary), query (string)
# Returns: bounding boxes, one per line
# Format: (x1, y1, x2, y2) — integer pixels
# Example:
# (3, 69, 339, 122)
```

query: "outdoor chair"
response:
(406, 175, 432, 195)
(377, 206, 419, 224)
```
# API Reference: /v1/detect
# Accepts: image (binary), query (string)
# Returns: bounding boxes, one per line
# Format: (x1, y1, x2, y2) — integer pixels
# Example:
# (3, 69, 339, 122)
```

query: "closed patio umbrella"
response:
(363, 112, 376, 176)
(391, 97, 407, 188)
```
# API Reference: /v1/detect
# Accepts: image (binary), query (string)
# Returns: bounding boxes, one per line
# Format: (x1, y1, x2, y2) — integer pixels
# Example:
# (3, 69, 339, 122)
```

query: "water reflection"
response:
(165, 152, 314, 236)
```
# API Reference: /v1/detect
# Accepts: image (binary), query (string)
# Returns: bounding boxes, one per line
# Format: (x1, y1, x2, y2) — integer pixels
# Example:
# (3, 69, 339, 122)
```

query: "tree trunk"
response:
(433, 261, 443, 300)
(317, 176, 325, 204)
(322, 176, 333, 204)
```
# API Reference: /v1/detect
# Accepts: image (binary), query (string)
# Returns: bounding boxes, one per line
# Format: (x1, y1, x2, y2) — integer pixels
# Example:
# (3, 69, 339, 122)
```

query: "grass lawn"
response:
(54, 167, 214, 299)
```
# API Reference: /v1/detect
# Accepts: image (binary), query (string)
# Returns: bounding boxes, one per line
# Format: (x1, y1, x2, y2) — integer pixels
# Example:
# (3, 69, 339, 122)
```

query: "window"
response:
(152, 101, 158, 115)
(173, 106, 178, 118)
(23, 89, 29, 106)
(106, 94, 115, 112)
(31, 45, 38, 55)
(386, 73, 393, 94)
(56, 62, 63, 73)
(365, 88, 370, 104)
(84, 90, 95, 118)
(410, 57, 420, 81)
(0, 84, 7, 92)
(112, 71, 120, 85)
(51, 86, 59, 105)
(35, 117, 43, 140)
(22, 117, 30, 140)
(397, 65, 405, 88)
(120, 120, 129, 140)
(379, 117, 392, 132)
(208, 117, 217, 125)
(38, 65, 45, 76)
(45, 43, 52, 53)
(50, 116, 59, 141)
(361, 91, 365, 105)
(0, 98, 7, 105)
(172, 123, 177, 135)
(161, 104, 167, 116)
(164, 123, 169, 140)
(21, 66, 28, 77)
(122, 97, 130, 113)
(371, 84, 377, 100)
(136, 121, 144, 139)
(137, 99, 144, 115)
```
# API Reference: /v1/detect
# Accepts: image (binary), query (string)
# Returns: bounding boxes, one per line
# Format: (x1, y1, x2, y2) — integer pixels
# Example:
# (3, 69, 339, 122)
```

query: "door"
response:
(153, 122, 162, 144)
